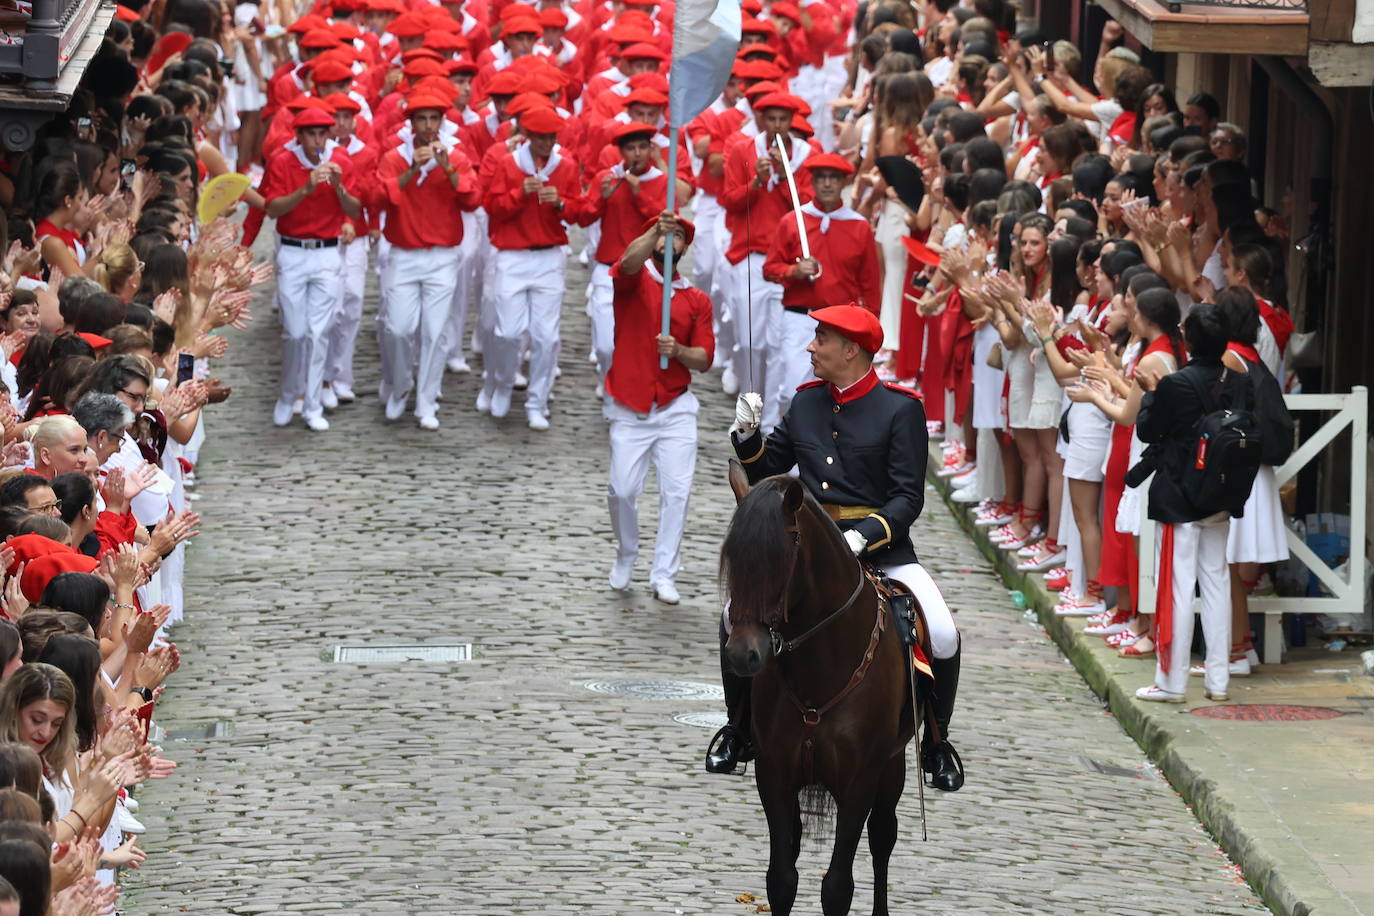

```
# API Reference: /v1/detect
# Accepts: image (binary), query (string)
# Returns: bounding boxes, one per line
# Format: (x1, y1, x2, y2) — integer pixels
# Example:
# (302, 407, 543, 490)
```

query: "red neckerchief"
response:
(1227, 341, 1260, 364)
(1255, 297, 1294, 355)
(1107, 110, 1136, 144)
(829, 367, 879, 404)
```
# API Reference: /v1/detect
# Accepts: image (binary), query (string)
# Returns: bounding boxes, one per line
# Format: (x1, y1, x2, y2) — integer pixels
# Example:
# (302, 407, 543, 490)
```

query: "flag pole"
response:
(659, 126, 680, 370)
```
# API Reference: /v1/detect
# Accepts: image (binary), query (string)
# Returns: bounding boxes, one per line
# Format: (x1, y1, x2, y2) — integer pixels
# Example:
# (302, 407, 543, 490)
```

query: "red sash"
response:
(1155, 524, 1177, 672)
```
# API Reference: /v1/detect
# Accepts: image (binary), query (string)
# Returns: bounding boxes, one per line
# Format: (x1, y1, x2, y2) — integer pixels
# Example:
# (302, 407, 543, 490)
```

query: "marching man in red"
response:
(586, 121, 668, 384)
(606, 211, 714, 605)
(261, 107, 363, 432)
(480, 106, 593, 430)
(763, 152, 881, 418)
(374, 90, 481, 430)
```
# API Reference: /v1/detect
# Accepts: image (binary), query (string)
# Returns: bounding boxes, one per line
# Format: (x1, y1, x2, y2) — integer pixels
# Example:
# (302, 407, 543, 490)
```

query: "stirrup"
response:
(922, 740, 965, 791)
(705, 725, 752, 775)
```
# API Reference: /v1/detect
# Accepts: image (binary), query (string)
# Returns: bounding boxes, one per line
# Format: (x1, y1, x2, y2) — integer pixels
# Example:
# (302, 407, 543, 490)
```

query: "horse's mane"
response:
(720, 477, 796, 626)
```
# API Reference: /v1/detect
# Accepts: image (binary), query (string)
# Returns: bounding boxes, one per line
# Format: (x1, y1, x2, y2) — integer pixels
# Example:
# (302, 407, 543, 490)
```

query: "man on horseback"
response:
(707, 303, 965, 792)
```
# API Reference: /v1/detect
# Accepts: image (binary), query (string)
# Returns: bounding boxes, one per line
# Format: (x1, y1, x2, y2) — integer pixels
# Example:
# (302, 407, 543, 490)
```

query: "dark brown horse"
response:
(721, 462, 915, 916)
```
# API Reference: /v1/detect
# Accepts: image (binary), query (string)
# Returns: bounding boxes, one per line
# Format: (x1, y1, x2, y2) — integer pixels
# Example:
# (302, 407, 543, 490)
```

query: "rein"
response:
(769, 561, 868, 657)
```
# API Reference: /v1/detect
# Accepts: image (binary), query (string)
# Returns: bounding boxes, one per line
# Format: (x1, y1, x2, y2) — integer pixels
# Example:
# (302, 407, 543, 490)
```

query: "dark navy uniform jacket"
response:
(732, 368, 929, 565)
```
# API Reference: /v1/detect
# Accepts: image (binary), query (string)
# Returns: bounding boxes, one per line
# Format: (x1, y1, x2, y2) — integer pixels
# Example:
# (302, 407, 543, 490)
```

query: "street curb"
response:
(927, 459, 1331, 916)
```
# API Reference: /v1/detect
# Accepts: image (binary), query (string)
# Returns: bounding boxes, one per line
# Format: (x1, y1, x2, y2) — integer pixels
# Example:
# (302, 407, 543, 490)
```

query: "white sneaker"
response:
(115, 800, 146, 834)
(514, 372, 529, 390)
(490, 389, 511, 419)
(384, 396, 408, 421)
(951, 486, 982, 504)
(595, 380, 604, 399)
(652, 581, 681, 605)
(417, 415, 440, 431)
(1135, 684, 1185, 704)
(320, 386, 339, 410)
(950, 467, 978, 488)
(1189, 659, 1251, 677)
(475, 388, 492, 414)
(609, 557, 633, 591)
(333, 384, 356, 403)
(272, 399, 294, 427)
(303, 412, 330, 432)
(292, 397, 304, 416)
(527, 409, 549, 431)
(721, 367, 739, 396)
(446, 358, 471, 374)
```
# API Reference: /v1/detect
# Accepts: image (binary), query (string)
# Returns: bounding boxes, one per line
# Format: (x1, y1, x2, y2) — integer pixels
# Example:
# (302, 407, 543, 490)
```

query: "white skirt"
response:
(971, 324, 1004, 429)
(1060, 401, 1112, 481)
(1227, 465, 1289, 563)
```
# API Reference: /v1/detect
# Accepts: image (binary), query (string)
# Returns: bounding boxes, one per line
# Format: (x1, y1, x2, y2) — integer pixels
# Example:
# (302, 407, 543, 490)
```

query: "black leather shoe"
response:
(922, 740, 964, 791)
(705, 725, 753, 774)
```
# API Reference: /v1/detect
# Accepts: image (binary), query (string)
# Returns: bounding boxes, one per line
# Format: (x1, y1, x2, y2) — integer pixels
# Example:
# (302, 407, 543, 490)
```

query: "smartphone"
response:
(176, 352, 195, 385)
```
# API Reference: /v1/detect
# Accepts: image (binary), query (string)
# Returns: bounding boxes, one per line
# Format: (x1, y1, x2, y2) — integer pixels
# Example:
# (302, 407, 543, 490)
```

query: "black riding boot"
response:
(921, 646, 964, 791)
(706, 623, 755, 774)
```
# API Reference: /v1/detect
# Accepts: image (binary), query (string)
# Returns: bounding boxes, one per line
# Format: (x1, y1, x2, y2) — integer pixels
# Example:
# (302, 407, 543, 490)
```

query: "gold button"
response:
(832, 404, 840, 413)
(821, 481, 829, 490)
(831, 431, 838, 439)
(826, 456, 833, 465)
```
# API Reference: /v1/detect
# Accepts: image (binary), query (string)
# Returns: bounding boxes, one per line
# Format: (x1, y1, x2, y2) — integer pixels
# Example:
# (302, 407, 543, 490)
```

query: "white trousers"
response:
(446, 210, 484, 362)
(276, 243, 342, 415)
(381, 245, 461, 419)
(587, 261, 615, 378)
(880, 561, 960, 660)
(774, 309, 818, 419)
(728, 253, 783, 425)
(874, 200, 908, 350)
(1154, 512, 1232, 696)
(605, 391, 699, 585)
(326, 236, 368, 390)
(488, 247, 565, 413)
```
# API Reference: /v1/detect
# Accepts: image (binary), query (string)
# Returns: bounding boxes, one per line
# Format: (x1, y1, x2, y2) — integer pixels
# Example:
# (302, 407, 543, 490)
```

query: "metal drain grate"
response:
(333, 644, 472, 664)
(673, 711, 729, 729)
(585, 679, 724, 701)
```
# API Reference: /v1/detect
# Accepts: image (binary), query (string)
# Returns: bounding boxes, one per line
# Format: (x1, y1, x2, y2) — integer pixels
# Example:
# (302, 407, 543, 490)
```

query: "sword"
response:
(773, 133, 812, 263)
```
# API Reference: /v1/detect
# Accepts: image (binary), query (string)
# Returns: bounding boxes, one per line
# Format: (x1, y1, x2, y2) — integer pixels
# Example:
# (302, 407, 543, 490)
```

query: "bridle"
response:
(764, 516, 869, 657)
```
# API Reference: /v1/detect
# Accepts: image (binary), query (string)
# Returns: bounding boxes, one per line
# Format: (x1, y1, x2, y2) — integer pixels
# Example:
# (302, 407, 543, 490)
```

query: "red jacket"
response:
(260, 142, 360, 240)
(483, 145, 595, 250)
(763, 202, 883, 313)
(587, 166, 668, 264)
(375, 142, 480, 249)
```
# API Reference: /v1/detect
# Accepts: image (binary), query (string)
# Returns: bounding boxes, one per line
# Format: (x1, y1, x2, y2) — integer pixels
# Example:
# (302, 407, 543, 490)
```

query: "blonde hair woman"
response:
(91, 244, 142, 302)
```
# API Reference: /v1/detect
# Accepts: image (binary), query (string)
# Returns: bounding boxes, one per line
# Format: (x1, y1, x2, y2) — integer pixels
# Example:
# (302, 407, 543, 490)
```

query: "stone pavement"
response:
(928, 468, 1374, 916)
(120, 242, 1266, 914)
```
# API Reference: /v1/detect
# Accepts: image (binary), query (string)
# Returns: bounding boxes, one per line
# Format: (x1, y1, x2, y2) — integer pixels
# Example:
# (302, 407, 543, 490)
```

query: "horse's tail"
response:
(798, 784, 835, 850)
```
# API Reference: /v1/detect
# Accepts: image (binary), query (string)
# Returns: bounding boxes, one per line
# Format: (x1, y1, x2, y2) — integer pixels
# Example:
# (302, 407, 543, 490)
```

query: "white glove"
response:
(843, 529, 868, 556)
(732, 392, 764, 434)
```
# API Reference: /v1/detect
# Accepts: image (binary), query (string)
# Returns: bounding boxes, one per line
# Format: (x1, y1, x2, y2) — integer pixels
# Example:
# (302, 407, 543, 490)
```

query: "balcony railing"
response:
(1164, 0, 1307, 11)
(0, 0, 108, 88)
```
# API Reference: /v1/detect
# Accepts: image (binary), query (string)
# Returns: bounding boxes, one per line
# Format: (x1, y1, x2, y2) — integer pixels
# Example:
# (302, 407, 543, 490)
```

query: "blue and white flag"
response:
(669, 0, 742, 128)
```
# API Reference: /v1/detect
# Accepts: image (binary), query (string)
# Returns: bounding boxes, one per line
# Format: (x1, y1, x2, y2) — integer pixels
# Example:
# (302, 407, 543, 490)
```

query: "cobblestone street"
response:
(120, 248, 1268, 915)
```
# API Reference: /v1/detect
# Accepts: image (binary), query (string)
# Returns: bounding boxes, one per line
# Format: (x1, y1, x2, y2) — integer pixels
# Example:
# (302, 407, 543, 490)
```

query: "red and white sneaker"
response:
(950, 466, 978, 489)
(974, 503, 1016, 527)
(1107, 628, 1142, 648)
(1055, 592, 1105, 616)
(935, 444, 966, 477)
(926, 420, 944, 438)
(998, 525, 1044, 551)
(1018, 541, 1066, 572)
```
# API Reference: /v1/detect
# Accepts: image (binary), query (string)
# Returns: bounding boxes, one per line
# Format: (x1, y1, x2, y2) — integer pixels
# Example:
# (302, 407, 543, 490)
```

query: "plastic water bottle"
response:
(1010, 590, 1027, 609)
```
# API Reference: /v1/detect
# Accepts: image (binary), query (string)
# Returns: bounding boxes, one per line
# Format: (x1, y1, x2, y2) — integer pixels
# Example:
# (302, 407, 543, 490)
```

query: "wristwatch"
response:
(131, 686, 153, 703)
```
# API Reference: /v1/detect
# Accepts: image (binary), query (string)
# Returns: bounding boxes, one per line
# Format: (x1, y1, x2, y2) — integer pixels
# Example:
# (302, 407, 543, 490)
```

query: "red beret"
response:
(624, 87, 668, 107)
(741, 0, 763, 13)
(506, 92, 555, 116)
(621, 42, 666, 61)
(517, 71, 564, 95)
(740, 16, 777, 35)
(737, 43, 777, 59)
(386, 14, 428, 37)
(446, 58, 479, 75)
(771, 2, 802, 24)
(753, 91, 800, 112)
(403, 57, 445, 78)
(734, 58, 783, 81)
(424, 31, 468, 52)
(742, 80, 780, 99)
(294, 107, 337, 129)
(5, 534, 75, 577)
(622, 0, 656, 7)
(498, 3, 538, 20)
(324, 92, 362, 113)
(520, 107, 565, 134)
(299, 28, 340, 49)
(288, 14, 329, 34)
(607, 23, 653, 43)
(413, 75, 459, 98)
(613, 120, 657, 144)
(22, 553, 99, 604)
(538, 7, 568, 27)
(329, 21, 361, 41)
(310, 59, 354, 84)
(76, 332, 112, 349)
(642, 214, 695, 245)
(802, 152, 856, 175)
(503, 16, 542, 35)
(628, 72, 669, 92)
(401, 47, 443, 64)
(790, 114, 813, 137)
(810, 303, 884, 354)
(485, 70, 524, 96)
(285, 95, 332, 112)
(405, 91, 451, 112)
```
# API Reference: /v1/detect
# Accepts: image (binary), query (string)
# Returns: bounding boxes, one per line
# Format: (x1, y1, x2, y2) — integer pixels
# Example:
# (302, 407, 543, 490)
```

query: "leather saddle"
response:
(864, 565, 935, 693)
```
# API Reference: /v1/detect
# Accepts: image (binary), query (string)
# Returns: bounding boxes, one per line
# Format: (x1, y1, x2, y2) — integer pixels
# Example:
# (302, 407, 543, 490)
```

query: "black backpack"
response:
(1181, 368, 1264, 518)
(1245, 358, 1296, 466)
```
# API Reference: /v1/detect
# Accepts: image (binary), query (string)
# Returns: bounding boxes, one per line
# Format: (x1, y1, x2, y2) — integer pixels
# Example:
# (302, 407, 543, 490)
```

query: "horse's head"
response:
(719, 460, 847, 677)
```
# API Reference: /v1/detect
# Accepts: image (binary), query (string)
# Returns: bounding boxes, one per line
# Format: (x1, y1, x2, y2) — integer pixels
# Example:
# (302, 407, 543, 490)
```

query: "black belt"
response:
(783, 305, 816, 315)
(525, 244, 558, 251)
(280, 237, 339, 249)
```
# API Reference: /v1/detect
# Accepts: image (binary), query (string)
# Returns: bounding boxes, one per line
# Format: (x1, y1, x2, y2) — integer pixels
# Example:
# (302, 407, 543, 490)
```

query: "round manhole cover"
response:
(673, 711, 729, 730)
(585, 680, 724, 701)
(1188, 704, 1345, 722)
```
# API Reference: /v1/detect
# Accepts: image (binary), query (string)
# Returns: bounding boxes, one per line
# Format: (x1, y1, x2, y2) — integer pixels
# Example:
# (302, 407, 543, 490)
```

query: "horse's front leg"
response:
(821, 796, 874, 916)
(866, 752, 906, 916)
(756, 766, 801, 916)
